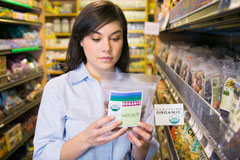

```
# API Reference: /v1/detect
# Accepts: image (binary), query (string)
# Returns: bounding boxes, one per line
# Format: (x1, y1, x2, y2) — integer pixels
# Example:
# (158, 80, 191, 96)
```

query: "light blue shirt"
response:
(33, 63, 159, 160)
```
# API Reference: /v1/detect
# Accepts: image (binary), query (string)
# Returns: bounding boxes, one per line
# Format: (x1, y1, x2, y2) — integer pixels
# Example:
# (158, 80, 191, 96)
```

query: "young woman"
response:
(33, 1, 159, 160)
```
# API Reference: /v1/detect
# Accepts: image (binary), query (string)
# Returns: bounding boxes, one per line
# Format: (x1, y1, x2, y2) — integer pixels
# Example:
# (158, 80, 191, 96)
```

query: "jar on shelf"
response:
(53, 1, 62, 14)
(53, 18, 61, 33)
(61, 18, 70, 33)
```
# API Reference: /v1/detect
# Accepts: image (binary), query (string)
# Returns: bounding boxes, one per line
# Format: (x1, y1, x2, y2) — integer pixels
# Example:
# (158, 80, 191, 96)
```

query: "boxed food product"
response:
(25, 13, 38, 22)
(12, 11, 25, 20)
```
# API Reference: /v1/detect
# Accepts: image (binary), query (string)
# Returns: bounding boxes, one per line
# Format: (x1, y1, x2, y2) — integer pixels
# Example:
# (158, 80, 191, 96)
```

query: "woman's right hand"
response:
(82, 116, 128, 148)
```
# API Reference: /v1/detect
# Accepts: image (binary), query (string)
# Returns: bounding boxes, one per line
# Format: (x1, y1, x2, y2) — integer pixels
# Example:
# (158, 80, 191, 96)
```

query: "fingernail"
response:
(110, 116, 115, 119)
(123, 126, 128, 130)
(117, 120, 122, 124)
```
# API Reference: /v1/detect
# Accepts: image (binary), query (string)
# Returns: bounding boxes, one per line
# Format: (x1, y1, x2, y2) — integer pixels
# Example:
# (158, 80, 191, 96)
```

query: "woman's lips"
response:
(98, 57, 113, 62)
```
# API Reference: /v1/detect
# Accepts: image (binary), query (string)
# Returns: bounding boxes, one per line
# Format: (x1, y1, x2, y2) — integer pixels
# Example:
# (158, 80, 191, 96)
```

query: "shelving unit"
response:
(44, 0, 77, 78)
(0, 0, 45, 158)
(154, 1, 240, 159)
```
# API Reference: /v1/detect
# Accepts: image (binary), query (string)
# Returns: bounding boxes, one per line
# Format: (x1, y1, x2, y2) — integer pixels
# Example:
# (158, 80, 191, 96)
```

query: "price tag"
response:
(229, 0, 240, 9)
(173, 92, 176, 97)
(185, 17, 189, 24)
(204, 143, 213, 158)
(188, 116, 195, 126)
(192, 122, 199, 133)
(196, 129, 203, 141)
(175, 96, 179, 102)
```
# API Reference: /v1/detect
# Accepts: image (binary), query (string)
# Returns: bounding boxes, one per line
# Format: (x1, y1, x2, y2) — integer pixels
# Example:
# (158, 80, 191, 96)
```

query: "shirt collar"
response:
(69, 63, 120, 85)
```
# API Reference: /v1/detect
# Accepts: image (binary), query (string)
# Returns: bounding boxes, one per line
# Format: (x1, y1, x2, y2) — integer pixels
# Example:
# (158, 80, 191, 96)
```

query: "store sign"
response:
(144, 22, 160, 35)
(154, 104, 184, 126)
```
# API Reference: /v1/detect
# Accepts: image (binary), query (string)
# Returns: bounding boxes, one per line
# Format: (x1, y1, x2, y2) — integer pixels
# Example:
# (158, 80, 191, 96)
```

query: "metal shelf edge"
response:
(0, 71, 44, 92)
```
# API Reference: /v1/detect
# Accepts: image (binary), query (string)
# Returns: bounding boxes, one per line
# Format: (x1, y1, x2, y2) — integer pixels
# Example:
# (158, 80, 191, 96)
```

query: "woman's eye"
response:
(111, 37, 120, 41)
(92, 38, 100, 42)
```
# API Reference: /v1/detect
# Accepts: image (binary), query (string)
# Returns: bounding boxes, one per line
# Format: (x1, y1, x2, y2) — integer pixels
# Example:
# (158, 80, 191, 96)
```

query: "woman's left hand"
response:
(127, 122, 153, 148)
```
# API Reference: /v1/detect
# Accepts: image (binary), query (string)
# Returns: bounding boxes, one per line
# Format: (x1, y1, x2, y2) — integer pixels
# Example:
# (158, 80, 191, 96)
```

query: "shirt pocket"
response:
(64, 113, 90, 140)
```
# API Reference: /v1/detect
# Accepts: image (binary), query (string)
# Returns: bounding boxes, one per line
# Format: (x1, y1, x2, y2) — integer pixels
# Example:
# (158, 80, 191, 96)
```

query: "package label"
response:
(154, 104, 184, 126)
(108, 90, 143, 127)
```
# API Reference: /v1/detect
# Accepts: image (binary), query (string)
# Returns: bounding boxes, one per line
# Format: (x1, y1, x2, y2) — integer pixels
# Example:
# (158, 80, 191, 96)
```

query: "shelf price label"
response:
(154, 104, 184, 126)
(204, 143, 213, 158)
(192, 122, 199, 133)
(188, 116, 195, 126)
(229, 0, 240, 9)
(196, 129, 203, 141)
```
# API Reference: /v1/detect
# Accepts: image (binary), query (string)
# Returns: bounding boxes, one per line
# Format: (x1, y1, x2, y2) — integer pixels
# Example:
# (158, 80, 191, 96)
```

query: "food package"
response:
(166, 45, 178, 69)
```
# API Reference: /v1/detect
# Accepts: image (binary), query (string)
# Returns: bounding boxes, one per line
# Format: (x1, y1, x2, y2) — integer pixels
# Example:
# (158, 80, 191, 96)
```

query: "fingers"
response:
(104, 127, 128, 142)
(99, 120, 122, 134)
(139, 122, 154, 133)
(93, 116, 115, 129)
(132, 127, 152, 142)
(127, 131, 144, 147)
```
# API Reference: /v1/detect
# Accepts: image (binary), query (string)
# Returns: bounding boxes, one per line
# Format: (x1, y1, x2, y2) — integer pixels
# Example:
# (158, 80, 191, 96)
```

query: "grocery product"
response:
(61, 18, 70, 33)
(53, 18, 61, 33)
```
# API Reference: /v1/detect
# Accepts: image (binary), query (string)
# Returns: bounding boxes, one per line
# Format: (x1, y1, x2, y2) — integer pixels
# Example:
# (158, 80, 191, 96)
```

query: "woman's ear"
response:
(80, 41, 83, 47)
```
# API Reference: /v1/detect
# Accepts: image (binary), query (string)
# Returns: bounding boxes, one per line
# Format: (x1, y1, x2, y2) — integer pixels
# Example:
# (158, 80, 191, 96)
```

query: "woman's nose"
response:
(102, 39, 112, 53)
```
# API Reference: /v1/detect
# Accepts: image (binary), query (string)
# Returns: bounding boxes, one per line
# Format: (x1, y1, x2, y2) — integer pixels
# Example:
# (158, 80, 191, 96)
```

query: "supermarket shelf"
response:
(45, 13, 77, 17)
(130, 55, 145, 59)
(1, 130, 34, 160)
(0, 97, 41, 128)
(0, 18, 41, 26)
(155, 94, 180, 160)
(127, 19, 145, 22)
(129, 44, 145, 47)
(55, 33, 71, 36)
(47, 69, 64, 75)
(156, 56, 240, 160)
(0, 46, 42, 55)
(0, 0, 41, 14)
(164, 1, 240, 32)
(0, 71, 44, 92)
(128, 68, 144, 72)
(46, 47, 67, 50)
(163, 126, 179, 160)
(128, 30, 144, 34)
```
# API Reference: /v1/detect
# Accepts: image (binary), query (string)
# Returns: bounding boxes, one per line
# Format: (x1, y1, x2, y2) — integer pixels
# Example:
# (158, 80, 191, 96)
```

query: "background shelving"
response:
(0, 0, 45, 158)
(154, 0, 240, 159)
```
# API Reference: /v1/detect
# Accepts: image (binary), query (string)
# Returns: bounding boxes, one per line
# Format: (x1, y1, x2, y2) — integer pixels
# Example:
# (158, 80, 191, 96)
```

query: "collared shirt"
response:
(33, 63, 159, 160)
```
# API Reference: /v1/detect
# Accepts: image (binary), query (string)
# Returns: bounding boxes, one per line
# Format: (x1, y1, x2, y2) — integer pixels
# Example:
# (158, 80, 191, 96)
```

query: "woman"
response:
(33, 1, 159, 160)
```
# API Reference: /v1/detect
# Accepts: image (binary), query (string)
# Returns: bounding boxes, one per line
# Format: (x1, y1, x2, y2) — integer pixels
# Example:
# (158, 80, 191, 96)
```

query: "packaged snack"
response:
(166, 45, 178, 69)
(101, 72, 160, 127)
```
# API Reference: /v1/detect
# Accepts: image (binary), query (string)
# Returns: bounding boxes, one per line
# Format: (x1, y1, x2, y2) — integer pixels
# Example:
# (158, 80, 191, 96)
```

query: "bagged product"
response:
(166, 45, 178, 69)
(101, 72, 160, 127)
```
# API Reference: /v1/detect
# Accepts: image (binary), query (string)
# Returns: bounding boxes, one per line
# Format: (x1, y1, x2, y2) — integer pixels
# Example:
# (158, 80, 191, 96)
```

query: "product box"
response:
(0, 7, 12, 18)
(25, 13, 38, 22)
(6, 131, 22, 151)
(3, 123, 21, 143)
(12, 11, 25, 20)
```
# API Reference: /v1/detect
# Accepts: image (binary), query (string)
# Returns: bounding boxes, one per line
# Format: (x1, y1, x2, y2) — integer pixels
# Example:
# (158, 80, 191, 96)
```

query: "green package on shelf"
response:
(11, 46, 39, 53)
(2, 0, 32, 9)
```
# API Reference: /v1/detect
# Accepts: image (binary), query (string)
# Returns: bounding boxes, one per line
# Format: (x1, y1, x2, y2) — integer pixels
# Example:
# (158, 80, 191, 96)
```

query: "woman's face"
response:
(81, 21, 123, 73)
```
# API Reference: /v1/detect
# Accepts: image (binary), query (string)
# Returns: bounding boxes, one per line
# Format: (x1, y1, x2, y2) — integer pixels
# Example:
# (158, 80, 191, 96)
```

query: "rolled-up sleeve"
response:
(33, 80, 66, 160)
